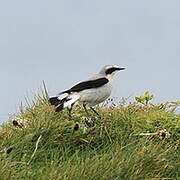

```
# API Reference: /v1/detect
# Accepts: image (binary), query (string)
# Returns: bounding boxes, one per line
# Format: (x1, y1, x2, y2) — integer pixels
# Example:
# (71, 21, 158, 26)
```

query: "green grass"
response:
(0, 93, 179, 180)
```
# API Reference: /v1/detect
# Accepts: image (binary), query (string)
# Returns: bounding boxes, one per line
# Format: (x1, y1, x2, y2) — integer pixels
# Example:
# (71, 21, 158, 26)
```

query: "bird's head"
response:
(99, 65, 125, 80)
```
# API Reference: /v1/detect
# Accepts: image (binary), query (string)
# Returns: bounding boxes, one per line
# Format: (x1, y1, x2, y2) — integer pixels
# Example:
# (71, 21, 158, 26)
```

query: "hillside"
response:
(0, 92, 179, 179)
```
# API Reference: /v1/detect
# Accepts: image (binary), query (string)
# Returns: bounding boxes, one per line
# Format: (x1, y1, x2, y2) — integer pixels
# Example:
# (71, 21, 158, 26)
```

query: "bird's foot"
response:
(84, 117, 97, 127)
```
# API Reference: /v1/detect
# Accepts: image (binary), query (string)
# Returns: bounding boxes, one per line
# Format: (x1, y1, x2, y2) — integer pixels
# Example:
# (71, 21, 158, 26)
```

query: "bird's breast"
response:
(79, 83, 112, 106)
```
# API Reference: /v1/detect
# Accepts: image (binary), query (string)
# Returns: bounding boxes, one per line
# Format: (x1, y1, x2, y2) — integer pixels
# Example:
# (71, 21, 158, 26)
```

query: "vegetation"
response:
(0, 91, 179, 180)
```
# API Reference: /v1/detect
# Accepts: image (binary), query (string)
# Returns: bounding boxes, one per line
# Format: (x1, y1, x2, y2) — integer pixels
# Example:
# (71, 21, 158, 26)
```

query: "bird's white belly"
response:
(79, 83, 112, 106)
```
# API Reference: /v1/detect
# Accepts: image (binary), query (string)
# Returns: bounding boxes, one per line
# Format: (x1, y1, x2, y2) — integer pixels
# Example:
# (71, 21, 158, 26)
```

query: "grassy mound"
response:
(0, 93, 179, 179)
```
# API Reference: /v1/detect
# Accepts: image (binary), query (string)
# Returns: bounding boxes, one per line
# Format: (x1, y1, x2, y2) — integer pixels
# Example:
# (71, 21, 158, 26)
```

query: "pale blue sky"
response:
(0, 0, 180, 121)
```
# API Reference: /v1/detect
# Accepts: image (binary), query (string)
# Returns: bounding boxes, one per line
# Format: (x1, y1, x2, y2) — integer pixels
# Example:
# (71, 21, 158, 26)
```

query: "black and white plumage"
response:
(49, 65, 125, 114)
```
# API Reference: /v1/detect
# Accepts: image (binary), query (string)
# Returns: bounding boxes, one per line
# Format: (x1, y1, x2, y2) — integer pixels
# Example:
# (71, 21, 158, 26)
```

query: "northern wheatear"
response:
(49, 65, 125, 116)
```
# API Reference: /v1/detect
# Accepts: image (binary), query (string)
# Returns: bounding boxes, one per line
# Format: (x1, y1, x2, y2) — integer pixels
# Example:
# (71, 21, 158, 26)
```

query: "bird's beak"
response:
(116, 67, 125, 71)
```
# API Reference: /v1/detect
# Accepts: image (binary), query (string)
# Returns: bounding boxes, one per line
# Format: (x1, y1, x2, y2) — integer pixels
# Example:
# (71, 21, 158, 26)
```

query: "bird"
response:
(49, 65, 125, 117)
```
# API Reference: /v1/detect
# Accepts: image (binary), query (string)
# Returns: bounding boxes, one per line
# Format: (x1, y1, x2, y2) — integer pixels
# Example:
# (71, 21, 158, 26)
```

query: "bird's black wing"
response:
(63, 77, 109, 93)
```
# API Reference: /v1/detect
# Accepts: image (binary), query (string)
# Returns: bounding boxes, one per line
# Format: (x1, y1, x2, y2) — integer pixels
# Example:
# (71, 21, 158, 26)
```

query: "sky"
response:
(0, 0, 180, 121)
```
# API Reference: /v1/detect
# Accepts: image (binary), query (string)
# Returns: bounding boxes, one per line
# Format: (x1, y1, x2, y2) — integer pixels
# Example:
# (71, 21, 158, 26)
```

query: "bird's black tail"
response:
(49, 97, 61, 106)
(49, 96, 64, 112)
(49, 93, 80, 112)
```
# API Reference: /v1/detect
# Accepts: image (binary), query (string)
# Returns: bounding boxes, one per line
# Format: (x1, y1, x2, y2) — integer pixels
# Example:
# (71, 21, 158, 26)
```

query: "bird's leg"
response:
(90, 107, 101, 118)
(83, 104, 95, 127)
(83, 104, 90, 116)
(67, 107, 72, 119)
(67, 103, 75, 119)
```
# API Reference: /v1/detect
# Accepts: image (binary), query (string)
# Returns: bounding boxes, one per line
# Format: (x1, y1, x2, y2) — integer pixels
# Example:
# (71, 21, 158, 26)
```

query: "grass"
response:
(0, 92, 179, 180)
